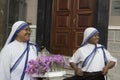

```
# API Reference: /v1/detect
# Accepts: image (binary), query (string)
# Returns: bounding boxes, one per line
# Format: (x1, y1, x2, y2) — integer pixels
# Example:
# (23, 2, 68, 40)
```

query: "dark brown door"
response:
(51, 0, 96, 56)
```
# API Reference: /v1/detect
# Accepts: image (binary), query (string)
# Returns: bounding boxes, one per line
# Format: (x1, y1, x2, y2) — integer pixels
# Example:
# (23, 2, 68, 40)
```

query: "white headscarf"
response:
(4, 21, 29, 47)
(80, 27, 99, 47)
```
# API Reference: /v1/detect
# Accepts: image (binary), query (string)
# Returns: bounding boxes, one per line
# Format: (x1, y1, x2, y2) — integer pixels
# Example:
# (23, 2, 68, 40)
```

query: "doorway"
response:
(51, 0, 96, 56)
(36, 0, 109, 56)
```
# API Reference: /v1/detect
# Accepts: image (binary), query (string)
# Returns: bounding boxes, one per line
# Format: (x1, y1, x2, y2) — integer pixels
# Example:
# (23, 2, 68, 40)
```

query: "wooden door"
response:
(51, 0, 96, 56)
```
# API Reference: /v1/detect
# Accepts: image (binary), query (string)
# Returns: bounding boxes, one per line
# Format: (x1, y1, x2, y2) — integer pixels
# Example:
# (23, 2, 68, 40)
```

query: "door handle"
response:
(73, 18, 76, 25)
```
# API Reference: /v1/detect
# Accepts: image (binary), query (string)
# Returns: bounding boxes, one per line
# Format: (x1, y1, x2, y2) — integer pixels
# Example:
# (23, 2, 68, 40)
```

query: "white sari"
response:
(69, 27, 117, 80)
(0, 21, 38, 80)
(0, 40, 37, 80)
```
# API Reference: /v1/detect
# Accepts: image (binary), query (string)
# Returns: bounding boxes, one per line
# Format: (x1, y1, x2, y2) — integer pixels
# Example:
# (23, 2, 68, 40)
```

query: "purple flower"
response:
(26, 54, 69, 76)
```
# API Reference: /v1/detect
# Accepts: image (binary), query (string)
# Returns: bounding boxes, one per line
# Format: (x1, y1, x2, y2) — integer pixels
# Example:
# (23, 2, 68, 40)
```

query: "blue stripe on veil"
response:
(10, 23, 28, 43)
(80, 30, 99, 47)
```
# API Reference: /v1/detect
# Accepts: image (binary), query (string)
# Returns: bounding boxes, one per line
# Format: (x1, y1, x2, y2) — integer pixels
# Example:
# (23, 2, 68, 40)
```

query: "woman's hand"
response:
(70, 62, 83, 76)
(75, 68, 83, 76)
(102, 66, 108, 75)
(102, 61, 116, 75)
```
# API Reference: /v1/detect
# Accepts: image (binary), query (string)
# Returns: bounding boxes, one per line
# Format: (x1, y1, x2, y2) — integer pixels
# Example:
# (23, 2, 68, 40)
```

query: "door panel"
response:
(56, 0, 72, 11)
(51, 0, 96, 56)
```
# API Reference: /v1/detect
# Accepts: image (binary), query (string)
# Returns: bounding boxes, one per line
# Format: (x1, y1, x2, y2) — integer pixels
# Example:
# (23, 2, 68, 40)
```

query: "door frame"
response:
(96, 0, 109, 48)
(36, 0, 109, 51)
(36, 0, 53, 51)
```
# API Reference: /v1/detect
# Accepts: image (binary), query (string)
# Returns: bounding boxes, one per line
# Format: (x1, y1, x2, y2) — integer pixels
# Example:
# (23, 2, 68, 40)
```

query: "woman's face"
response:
(88, 33, 99, 44)
(16, 27, 31, 42)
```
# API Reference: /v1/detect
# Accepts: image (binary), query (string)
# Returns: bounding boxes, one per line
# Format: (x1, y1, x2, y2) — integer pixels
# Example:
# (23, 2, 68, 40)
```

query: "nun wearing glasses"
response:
(0, 21, 38, 80)
(64, 27, 117, 80)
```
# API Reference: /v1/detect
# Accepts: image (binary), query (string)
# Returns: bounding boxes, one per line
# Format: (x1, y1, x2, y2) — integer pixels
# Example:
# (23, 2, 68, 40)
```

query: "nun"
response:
(0, 21, 38, 80)
(64, 27, 117, 80)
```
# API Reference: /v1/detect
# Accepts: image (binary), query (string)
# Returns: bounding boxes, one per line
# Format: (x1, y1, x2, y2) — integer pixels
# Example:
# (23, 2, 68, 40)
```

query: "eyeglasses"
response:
(23, 27, 31, 32)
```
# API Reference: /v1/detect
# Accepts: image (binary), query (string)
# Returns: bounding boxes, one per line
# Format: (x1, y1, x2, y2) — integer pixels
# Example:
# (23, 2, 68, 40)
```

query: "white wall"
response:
(109, 0, 120, 26)
(108, 0, 120, 80)
(26, 0, 38, 25)
(26, 0, 38, 43)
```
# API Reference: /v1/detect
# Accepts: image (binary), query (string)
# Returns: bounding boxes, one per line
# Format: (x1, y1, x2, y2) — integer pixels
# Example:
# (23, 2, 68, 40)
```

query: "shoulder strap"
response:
(81, 45, 108, 71)
(29, 42, 39, 56)
(10, 43, 29, 73)
(98, 45, 108, 65)
(82, 45, 97, 68)
(20, 43, 30, 80)
(101, 47, 108, 66)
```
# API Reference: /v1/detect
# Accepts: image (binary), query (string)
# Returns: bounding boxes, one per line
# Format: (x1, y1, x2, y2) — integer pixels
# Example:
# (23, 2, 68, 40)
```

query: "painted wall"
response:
(109, 0, 120, 26)
(26, 0, 38, 25)
(0, 0, 7, 49)
(25, 0, 38, 43)
(108, 0, 120, 80)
